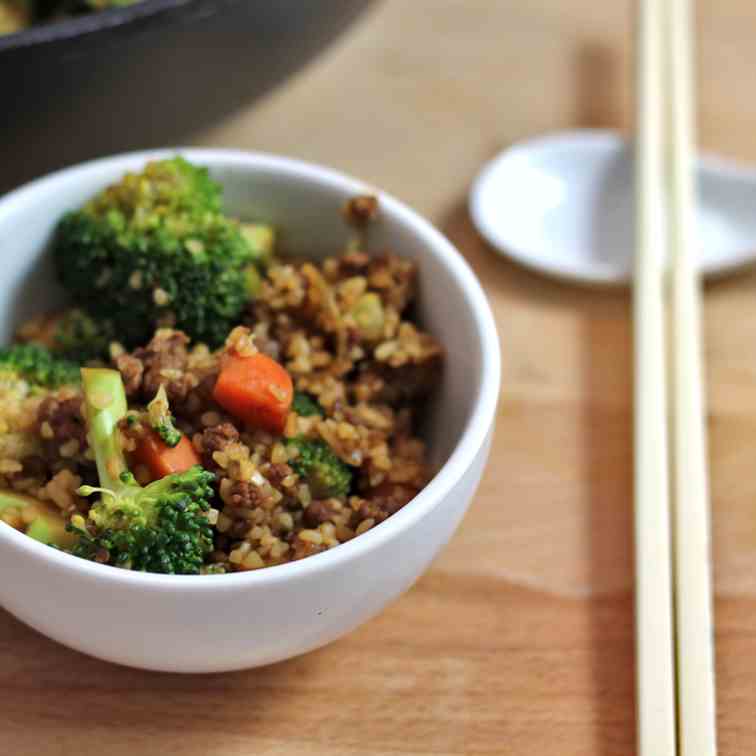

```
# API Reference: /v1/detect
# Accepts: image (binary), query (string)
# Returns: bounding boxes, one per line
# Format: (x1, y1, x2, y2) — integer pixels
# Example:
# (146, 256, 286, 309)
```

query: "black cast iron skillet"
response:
(0, 0, 373, 193)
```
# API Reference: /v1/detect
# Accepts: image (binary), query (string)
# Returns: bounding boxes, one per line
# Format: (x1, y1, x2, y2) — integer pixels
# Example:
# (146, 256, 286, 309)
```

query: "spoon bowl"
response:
(470, 129, 756, 284)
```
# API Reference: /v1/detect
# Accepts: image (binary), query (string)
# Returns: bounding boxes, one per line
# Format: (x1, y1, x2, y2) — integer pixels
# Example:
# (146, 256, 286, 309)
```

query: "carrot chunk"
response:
(133, 430, 200, 479)
(213, 353, 293, 434)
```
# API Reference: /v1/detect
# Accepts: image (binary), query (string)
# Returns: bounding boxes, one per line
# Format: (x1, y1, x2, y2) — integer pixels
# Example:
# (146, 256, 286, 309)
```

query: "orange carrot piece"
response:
(133, 430, 200, 479)
(213, 353, 293, 434)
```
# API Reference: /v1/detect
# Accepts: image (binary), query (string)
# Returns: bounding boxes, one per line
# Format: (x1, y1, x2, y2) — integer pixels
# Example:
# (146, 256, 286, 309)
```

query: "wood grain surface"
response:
(5, 2, 756, 754)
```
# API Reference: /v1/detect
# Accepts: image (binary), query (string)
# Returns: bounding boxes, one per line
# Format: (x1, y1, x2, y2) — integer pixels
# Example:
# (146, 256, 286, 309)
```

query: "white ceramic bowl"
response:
(0, 149, 500, 673)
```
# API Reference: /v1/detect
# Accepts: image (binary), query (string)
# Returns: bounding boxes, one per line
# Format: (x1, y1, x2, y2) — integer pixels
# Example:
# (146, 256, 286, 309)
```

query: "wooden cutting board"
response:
(5, 2, 756, 753)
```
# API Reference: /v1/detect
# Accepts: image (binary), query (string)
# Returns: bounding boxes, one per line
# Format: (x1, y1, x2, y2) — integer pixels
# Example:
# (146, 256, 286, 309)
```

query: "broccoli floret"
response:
(292, 392, 324, 417)
(147, 385, 181, 448)
(351, 292, 385, 341)
(69, 368, 215, 574)
(287, 436, 352, 499)
(240, 223, 276, 269)
(0, 343, 80, 389)
(54, 157, 260, 348)
(16, 308, 116, 363)
(0, 344, 80, 466)
(50, 308, 117, 363)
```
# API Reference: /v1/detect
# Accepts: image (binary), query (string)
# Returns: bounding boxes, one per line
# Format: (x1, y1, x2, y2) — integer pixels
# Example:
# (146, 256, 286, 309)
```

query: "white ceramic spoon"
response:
(469, 129, 756, 284)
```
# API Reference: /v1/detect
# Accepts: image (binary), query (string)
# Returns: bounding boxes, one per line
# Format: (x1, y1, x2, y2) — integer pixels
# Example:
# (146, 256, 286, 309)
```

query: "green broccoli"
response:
(286, 436, 352, 499)
(0, 343, 81, 390)
(53, 157, 266, 348)
(69, 367, 216, 574)
(240, 223, 276, 269)
(0, 344, 79, 469)
(0, 490, 78, 548)
(16, 308, 116, 363)
(351, 292, 385, 341)
(292, 391, 324, 418)
(147, 385, 181, 448)
(0, 344, 82, 472)
(49, 308, 117, 363)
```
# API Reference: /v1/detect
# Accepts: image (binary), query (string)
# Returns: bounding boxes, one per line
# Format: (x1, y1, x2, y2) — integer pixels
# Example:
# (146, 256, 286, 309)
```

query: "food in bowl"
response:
(0, 149, 497, 672)
(0, 157, 443, 575)
(0, 0, 141, 35)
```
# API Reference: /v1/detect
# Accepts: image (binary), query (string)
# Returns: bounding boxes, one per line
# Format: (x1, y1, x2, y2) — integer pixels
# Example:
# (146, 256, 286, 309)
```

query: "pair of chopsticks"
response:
(634, 0, 717, 755)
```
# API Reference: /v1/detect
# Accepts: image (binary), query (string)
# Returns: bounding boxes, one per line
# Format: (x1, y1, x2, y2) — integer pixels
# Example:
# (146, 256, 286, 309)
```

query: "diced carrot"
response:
(133, 430, 200, 479)
(213, 353, 293, 434)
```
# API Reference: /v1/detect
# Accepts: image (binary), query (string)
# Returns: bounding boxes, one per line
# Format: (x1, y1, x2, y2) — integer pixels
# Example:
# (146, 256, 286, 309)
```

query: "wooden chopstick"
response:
(633, 1, 678, 754)
(666, 0, 718, 753)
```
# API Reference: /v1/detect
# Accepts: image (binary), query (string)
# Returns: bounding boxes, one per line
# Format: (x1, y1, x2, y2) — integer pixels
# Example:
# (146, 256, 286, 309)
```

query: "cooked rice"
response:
(0, 247, 443, 573)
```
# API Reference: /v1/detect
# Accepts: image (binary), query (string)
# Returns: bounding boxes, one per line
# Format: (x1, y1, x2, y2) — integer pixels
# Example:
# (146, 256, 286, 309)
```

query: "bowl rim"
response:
(0, 147, 501, 591)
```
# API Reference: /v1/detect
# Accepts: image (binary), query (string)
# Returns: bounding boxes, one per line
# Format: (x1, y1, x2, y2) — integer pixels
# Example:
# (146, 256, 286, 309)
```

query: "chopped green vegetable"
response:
(147, 385, 181, 448)
(287, 436, 352, 499)
(54, 157, 260, 348)
(0, 343, 80, 389)
(69, 368, 216, 574)
(244, 264, 263, 299)
(50, 308, 117, 363)
(0, 490, 77, 548)
(0, 346, 76, 465)
(27, 518, 52, 543)
(240, 223, 275, 269)
(351, 292, 385, 341)
(292, 392, 324, 417)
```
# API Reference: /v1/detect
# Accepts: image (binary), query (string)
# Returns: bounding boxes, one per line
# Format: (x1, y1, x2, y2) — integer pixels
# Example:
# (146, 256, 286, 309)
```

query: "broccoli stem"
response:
(80, 368, 131, 494)
(73, 367, 216, 573)
(79, 366, 199, 532)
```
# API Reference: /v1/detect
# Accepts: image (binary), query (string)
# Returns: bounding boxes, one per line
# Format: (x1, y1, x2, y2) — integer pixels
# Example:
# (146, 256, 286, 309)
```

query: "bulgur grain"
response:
(200, 411, 221, 427)
(355, 518, 375, 536)
(1, 239, 441, 574)
(298, 529, 323, 545)
(242, 551, 264, 570)
(153, 288, 170, 306)
(58, 439, 80, 458)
